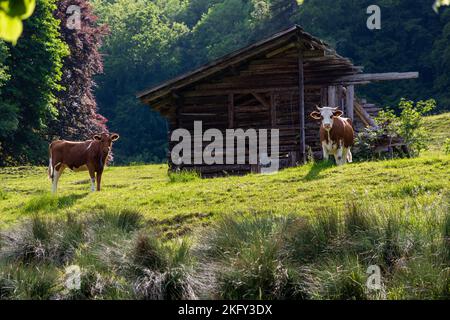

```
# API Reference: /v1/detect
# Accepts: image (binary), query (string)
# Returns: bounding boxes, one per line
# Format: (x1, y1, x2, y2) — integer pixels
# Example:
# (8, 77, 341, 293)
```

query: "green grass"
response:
(1, 155, 449, 233)
(424, 112, 450, 151)
(0, 112, 449, 300)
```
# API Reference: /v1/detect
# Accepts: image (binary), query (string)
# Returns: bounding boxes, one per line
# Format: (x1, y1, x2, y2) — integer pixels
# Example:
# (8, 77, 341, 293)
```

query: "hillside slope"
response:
(1, 113, 449, 233)
(424, 112, 450, 151)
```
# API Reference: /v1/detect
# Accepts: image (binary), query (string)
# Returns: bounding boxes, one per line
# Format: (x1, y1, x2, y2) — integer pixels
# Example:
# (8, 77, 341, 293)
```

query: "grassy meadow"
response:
(0, 113, 449, 300)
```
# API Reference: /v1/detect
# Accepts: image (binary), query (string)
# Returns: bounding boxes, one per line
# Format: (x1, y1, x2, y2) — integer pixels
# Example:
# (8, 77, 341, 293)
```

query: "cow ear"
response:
(333, 110, 343, 117)
(310, 111, 321, 120)
(110, 133, 120, 141)
(93, 134, 102, 141)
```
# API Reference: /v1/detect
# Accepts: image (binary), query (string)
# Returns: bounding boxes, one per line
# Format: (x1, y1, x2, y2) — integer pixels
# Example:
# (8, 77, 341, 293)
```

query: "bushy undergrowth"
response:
(0, 209, 194, 300)
(193, 196, 450, 300)
(0, 196, 449, 300)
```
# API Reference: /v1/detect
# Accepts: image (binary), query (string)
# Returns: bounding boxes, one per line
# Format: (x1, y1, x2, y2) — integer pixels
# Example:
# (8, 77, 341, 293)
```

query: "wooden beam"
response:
(184, 87, 299, 97)
(354, 100, 376, 127)
(252, 93, 271, 109)
(298, 50, 306, 164)
(228, 93, 234, 128)
(345, 85, 354, 121)
(333, 72, 419, 84)
(266, 43, 297, 58)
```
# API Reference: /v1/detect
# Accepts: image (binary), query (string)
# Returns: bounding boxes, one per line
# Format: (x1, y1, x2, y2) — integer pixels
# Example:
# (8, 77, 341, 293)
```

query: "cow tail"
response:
(48, 143, 54, 180)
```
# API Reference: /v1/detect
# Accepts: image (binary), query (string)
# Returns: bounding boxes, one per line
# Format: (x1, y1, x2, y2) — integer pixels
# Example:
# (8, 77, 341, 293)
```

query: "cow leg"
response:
(342, 148, 349, 165)
(96, 170, 103, 192)
(88, 166, 96, 192)
(51, 167, 64, 193)
(321, 141, 330, 161)
(336, 146, 344, 166)
(347, 148, 353, 163)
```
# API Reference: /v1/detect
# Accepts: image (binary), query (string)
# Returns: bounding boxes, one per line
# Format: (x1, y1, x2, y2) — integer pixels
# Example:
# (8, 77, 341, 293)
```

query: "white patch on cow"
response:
(347, 148, 353, 163)
(51, 168, 64, 193)
(318, 107, 336, 129)
(90, 178, 95, 192)
(48, 156, 53, 179)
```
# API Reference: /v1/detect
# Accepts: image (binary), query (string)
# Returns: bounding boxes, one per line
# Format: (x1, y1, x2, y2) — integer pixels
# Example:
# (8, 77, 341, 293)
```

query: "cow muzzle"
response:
(323, 124, 332, 131)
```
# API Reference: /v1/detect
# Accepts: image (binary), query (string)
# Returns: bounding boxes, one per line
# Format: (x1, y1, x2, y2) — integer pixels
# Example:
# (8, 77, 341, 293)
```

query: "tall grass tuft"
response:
(0, 264, 58, 300)
(443, 211, 450, 264)
(0, 215, 86, 265)
(168, 170, 200, 183)
(316, 257, 369, 300)
(115, 210, 144, 233)
(1, 196, 449, 300)
(194, 215, 308, 299)
(131, 234, 167, 271)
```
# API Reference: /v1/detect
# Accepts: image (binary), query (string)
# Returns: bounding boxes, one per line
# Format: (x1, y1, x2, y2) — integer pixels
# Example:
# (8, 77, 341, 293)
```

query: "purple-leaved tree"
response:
(51, 0, 108, 141)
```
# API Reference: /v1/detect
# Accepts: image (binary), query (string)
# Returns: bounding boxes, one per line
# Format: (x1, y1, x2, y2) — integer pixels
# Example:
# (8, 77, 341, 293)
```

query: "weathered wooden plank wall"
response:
(166, 45, 363, 176)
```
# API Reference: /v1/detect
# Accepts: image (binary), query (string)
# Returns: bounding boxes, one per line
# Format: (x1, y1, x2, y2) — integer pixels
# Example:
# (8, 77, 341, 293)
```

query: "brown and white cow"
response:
(310, 106, 354, 165)
(48, 133, 120, 193)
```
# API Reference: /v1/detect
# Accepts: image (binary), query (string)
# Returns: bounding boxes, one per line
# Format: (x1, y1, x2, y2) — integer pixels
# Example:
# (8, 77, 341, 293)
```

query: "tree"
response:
(93, 0, 188, 163)
(294, 0, 448, 110)
(0, 0, 35, 43)
(50, 0, 108, 141)
(0, 41, 13, 157)
(0, 0, 68, 165)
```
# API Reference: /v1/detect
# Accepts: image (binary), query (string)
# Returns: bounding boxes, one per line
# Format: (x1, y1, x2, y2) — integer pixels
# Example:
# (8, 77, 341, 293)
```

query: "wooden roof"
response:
(137, 25, 360, 106)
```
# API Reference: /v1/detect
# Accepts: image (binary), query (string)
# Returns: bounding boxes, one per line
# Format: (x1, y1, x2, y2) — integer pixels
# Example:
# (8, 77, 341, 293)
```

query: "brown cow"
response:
(48, 133, 120, 193)
(310, 106, 354, 165)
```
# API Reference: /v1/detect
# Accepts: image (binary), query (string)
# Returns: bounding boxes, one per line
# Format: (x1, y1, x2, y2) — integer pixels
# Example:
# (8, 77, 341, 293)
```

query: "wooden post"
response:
(298, 50, 306, 164)
(173, 92, 182, 129)
(228, 93, 234, 128)
(328, 85, 336, 107)
(320, 87, 327, 107)
(270, 92, 276, 127)
(345, 85, 354, 121)
(337, 85, 345, 110)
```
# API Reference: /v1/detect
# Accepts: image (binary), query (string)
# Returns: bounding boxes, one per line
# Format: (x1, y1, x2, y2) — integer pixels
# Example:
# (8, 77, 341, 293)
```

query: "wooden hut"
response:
(137, 25, 417, 176)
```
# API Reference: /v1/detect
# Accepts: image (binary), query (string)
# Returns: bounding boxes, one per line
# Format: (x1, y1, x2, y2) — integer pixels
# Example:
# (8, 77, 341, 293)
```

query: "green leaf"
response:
(3, 0, 35, 19)
(0, 10, 23, 44)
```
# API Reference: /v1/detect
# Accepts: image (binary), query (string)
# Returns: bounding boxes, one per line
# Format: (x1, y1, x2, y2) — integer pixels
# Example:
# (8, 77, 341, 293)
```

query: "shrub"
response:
(354, 98, 436, 160)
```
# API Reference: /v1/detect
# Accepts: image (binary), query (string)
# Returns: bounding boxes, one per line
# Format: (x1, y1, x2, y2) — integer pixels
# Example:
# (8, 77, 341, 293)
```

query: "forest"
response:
(0, 0, 450, 165)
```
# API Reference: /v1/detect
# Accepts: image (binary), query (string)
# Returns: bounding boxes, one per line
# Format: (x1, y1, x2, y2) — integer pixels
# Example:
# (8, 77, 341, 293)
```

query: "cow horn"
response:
(315, 105, 321, 111)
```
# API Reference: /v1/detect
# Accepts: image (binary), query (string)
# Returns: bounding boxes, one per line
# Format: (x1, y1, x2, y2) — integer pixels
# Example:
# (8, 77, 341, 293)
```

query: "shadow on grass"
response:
(23, 193, 88, 213)
(303, 160, 335, 181)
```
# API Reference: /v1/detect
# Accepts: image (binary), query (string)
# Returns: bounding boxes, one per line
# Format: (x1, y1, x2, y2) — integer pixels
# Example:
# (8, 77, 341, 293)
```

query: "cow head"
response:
(93, 133, 120, 155)
(310, 106, 343, 131)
